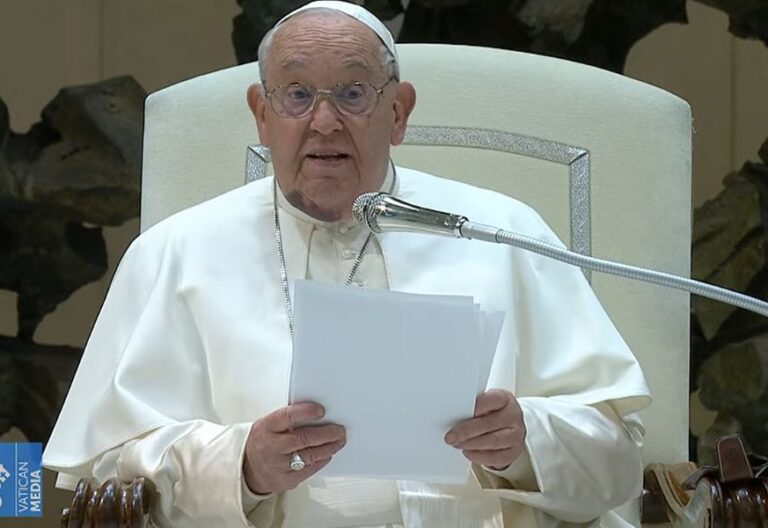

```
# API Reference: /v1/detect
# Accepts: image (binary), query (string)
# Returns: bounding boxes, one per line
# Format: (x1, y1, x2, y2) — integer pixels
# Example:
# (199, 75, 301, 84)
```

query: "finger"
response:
(295, 437, 346, 466)
(285, 457, 333, 486)
(474, 389, 510, 417)
(282, 424, 346, 454)
(454, 428, 519, 451)
(462, 448, 518, 469)
(265, 402, 325, 432)
(445, 410, 507, 445)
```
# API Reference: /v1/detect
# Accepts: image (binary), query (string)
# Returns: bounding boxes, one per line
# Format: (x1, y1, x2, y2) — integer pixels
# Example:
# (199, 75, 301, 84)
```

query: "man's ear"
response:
(390, 81, 416, 146)
(247, 83, 270, 145)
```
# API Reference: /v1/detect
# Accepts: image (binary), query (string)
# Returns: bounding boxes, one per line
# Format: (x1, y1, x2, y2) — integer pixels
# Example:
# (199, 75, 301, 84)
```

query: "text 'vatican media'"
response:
(0, 443, 43, 517)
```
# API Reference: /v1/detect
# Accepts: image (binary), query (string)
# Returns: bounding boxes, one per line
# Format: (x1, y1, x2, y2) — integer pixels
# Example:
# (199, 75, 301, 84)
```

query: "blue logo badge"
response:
(0, 443, 43, 517)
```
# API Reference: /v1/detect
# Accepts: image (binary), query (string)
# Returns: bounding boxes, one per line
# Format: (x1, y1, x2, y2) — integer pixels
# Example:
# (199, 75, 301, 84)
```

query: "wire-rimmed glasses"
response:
(264, 77, 396, 118)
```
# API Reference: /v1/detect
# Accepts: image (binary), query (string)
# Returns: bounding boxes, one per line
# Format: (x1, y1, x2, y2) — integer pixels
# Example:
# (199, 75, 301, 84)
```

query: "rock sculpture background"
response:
(692, 138, 768, 462)
(0, 76, 144, 442)
(232, 0, 690, 72)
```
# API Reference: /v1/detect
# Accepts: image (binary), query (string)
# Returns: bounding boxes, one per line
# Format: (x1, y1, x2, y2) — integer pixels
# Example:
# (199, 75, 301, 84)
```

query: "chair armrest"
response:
(59, 465, 709, 526)
(641, 462, 697, 524)
(61, 477, 151, 528)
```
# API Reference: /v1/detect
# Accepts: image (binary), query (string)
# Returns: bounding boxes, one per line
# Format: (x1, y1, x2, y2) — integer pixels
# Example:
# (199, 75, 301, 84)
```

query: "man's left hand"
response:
(444, 389, 526, 470)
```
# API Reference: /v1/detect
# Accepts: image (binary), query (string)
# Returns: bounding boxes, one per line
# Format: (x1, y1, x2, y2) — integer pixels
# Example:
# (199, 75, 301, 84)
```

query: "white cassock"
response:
(43, 165, 651, 528)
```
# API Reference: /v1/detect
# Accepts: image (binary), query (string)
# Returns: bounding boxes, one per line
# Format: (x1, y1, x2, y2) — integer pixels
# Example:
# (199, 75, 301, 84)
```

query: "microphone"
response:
(351, 192, 469, 237)
(352, 192, 768, 319)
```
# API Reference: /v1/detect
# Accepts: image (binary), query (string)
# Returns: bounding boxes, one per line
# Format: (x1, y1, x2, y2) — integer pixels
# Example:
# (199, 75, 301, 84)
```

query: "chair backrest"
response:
(142, 43, 692, 467)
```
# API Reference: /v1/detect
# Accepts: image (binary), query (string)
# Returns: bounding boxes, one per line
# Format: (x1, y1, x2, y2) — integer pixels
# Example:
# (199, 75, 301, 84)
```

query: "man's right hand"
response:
(242, 402, 346, 495)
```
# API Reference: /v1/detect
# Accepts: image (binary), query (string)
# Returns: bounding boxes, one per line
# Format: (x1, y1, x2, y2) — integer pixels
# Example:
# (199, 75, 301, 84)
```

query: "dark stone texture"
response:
(0, 77, 143, 442)
(692, 166, 768, 340)
(233, 0, 688, 73)
(570, 0, 688, 71)
(697, 334, 768, 459)
(0, 99, 11, 197)
(0, 76, 143, 343)
(232, 0, 768, 73)
(0, 336, 81, 442)
(696, 412, 742, 464)
(696, 0, 768, 47)
(361, 0, 406, 20)
(0, 198, 107, 340)
(517, 0, 595, 45)
(232, 0, 309, 64)
(397, 0, 687, 72)
(699, 336, 768, 413)
(5, 76, 144, 226)
(692, 139, 768, 462)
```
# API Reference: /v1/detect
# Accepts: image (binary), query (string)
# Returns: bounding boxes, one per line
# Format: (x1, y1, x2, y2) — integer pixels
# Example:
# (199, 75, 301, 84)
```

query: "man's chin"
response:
(285, 190, 350, 222)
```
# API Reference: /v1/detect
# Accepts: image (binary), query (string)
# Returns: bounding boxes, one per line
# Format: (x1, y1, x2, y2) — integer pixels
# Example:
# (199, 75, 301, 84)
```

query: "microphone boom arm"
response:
(459, 221, 768, 319)
(352, 192, 768, 319)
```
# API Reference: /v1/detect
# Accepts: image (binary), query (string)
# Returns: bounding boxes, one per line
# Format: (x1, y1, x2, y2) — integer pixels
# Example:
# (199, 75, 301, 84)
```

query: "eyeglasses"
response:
(264, 77, 396, 119)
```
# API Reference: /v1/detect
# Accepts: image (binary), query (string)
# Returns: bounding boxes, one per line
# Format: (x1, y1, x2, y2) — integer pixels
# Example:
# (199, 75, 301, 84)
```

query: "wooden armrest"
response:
(641, 462, 697, 524)
(60, 469, 693, 526)
(642, 446, 768, 526)
(61, 477, 152, 528)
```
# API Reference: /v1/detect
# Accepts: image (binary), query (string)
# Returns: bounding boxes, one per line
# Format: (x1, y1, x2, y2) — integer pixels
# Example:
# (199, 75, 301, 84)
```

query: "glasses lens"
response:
(270, 81, 381, 118)
(274, 84, 315, 117)
(333, 83, 375, 115)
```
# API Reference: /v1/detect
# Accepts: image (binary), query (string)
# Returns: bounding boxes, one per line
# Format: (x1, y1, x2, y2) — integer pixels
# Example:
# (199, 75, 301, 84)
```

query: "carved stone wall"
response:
(0, 76, 144, 442)
(692, 138, 768, 463)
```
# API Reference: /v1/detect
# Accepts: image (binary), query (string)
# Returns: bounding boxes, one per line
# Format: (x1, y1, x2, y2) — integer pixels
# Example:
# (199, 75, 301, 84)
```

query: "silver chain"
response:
(273, 162, 396, 339)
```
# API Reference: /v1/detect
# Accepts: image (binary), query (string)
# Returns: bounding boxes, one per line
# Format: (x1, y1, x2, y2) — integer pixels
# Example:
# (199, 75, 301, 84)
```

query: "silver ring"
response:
(290, 452, 305, 472)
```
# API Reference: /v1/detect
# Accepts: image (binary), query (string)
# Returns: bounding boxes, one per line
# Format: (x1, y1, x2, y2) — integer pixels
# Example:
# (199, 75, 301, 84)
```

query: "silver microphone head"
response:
(352, 192, 468, 237)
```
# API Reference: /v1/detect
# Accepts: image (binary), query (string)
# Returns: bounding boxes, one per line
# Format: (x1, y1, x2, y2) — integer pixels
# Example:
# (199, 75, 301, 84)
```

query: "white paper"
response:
(290, 280, 504, 483)
(477, 310, 505, 394)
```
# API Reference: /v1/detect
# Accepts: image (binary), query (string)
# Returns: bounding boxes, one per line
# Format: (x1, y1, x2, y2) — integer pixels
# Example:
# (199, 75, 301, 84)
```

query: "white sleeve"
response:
(42, 228, 277, 527)
(90, 420, 280, 527)
(469, 205, 650, 523)
(477, 400, 644, 524)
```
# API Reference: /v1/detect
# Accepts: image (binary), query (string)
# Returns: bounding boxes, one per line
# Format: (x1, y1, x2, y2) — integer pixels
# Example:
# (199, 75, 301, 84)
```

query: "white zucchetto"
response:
(274, 1, 399, 65)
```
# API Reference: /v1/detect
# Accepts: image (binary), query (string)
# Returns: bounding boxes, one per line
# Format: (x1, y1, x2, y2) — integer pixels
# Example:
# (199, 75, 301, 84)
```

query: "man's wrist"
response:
(483, 448, 538, 491)
(242, 453, 271, 495)
(241, 472, 273, 513)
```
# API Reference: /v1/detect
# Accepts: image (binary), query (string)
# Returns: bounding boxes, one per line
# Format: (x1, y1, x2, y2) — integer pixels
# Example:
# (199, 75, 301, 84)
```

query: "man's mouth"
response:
(306, 152, 350, 161)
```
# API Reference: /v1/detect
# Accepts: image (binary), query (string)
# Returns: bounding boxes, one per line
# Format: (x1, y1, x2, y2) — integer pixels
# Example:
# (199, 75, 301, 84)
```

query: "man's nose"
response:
(309, 95, 344, 135)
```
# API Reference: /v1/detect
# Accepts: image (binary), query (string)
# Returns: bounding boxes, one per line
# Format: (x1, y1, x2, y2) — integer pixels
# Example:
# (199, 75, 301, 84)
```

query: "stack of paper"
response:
(290, 280, 504, 483)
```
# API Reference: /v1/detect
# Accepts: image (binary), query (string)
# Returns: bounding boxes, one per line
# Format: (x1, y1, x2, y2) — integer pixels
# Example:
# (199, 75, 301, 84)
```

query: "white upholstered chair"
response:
(140, 44, 692, 525)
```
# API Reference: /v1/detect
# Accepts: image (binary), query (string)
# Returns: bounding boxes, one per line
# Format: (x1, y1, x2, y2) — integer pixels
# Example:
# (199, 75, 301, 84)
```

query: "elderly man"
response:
(44, 2, 650, 527)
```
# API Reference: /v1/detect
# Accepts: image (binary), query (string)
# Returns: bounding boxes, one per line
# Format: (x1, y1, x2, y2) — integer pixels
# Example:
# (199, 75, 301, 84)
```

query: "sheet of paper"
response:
(477, 310, 505, 394)
(291, 280, 501, 483)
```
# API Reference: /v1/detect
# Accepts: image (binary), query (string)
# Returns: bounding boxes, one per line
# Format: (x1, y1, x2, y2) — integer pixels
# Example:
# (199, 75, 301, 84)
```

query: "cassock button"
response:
(341, 248, 356, 260)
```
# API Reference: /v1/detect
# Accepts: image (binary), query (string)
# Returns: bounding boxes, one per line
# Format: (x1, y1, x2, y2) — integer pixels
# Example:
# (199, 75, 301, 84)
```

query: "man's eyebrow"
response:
(339, 57, 373, 71)
(278, 58, 310, 70)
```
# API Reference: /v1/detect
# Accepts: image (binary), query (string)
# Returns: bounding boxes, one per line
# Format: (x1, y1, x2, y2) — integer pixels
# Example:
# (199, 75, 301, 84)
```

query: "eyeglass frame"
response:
(261, 76, 398, 119)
